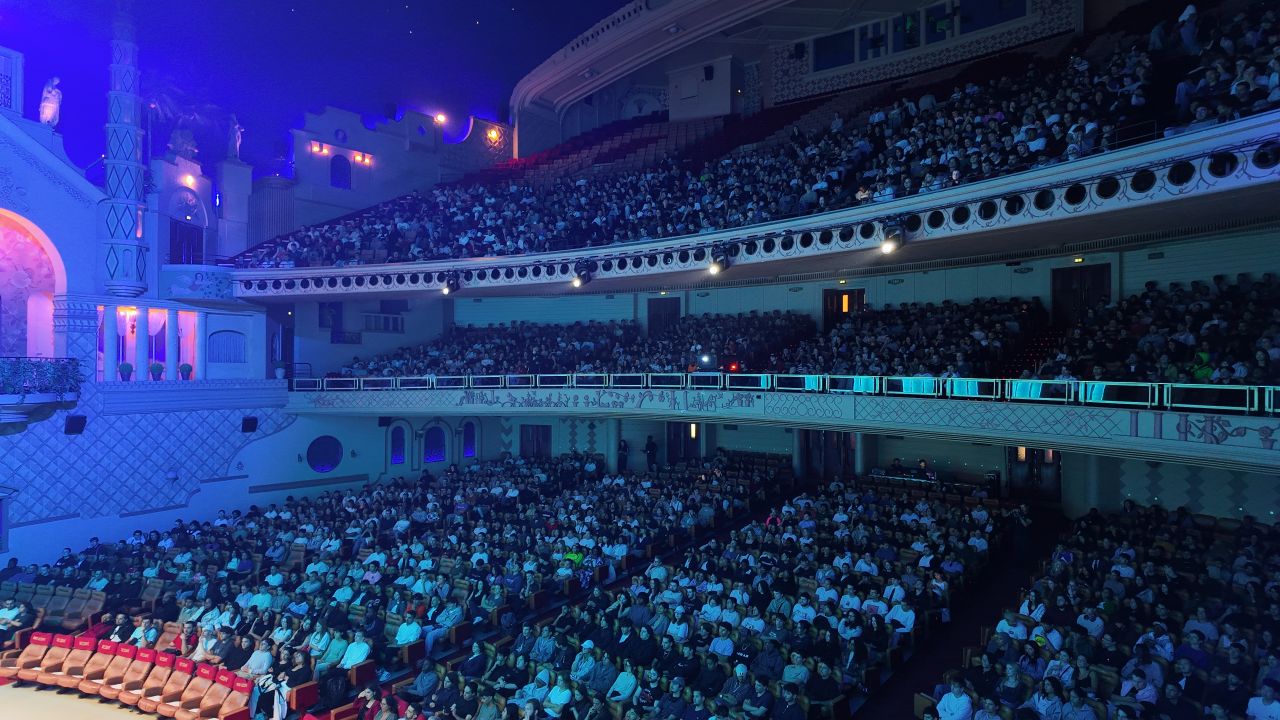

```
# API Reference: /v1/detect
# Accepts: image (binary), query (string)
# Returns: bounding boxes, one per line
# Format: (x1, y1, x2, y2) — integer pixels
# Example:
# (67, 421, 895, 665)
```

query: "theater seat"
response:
(18, 633, 72, 682)
(157, 662, 217, 718)
(81, 641, 137, 694)
(121, 651, 179, 708)
(0, 631, 51, 679)
(176, 670, 250, 720)
(59, 638, 116, 690)
(173, 669, 233, 720)
(36, 635, 97, 687)
(136, 656, 195, 713)
(99, 646, 155, 701)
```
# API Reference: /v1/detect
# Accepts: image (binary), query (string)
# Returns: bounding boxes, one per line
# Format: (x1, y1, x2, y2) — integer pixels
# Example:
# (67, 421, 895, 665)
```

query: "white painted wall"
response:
(454, 294, 637, 327)
(710, 423, 795, 455)
(293, 298, 446, 375)
(667, 57, 736, 122)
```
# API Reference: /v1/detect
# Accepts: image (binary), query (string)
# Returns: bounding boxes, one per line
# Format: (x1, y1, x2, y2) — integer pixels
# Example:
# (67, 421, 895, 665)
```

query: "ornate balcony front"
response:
(232, 111, 1280, 300)
(0, 357, 82, 425)
(286, 373, 1280, 474)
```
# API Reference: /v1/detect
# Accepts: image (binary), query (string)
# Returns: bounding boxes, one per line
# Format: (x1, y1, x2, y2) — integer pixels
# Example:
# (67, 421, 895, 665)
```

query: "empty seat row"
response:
(0, 633, 251, 720)
(0, 582, 105, 631)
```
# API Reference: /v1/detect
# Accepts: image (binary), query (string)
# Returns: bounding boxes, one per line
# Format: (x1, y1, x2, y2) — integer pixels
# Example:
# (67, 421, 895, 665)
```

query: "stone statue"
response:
(38, 77, 62, 127)
(167, 126, 199, 160)
(227, 114, 243, 160)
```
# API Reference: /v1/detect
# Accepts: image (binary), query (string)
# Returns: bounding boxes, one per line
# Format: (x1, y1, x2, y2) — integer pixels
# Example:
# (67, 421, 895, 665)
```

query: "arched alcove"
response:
(0, 211, 62, 357)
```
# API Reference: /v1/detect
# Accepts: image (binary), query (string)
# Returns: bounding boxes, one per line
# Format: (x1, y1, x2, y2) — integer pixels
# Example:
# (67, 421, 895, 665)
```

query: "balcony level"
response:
(288, 374, 1280, 474)
(228, 111, 1280, 301)
(0, 357, 81, 428)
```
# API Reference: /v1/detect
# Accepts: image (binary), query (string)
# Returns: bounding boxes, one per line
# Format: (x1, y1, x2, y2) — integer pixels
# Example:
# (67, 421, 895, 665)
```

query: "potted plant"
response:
(273, 362, 288, 380)
(149, 362, 165, 380)
(118, 362, 133, 381)
(179, 363, 193, 381)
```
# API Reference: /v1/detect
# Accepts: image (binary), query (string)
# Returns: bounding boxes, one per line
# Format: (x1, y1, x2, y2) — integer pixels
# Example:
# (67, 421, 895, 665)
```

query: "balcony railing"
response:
(0, 357, 83, 397)
(291, 373, 1280, 415)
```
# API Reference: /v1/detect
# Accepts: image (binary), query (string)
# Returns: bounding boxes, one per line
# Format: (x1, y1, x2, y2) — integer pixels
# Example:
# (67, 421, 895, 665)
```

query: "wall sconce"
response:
(350, 450, 359, 458)
(296, 454, 303, 463)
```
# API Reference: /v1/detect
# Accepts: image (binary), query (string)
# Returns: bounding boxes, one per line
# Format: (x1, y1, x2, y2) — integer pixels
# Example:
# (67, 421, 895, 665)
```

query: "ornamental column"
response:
(101, 0, 148, 297)
(102, 305, 118, 381)
(194, 311, 207, 380)
(165, 309, 178, 380)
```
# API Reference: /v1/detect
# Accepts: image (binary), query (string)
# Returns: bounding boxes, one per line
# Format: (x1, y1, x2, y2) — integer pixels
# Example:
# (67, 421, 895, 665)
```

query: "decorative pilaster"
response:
(102, 304, 118, 381)
(133, 306, 149, 378)
(194, 311, 207, 379)
(164, 309, 178, 380)
(101, 0, 148, 297)
(53, 296, 102, 380)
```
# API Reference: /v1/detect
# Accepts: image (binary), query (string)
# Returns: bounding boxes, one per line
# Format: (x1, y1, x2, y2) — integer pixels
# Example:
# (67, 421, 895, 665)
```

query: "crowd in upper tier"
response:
(919, 501, 1280, 720)
(340, 312, 817, 378)
(1039, 274, 1280, 385)
(235, 4, 1280, 269)
(337, 272, 1279, 386)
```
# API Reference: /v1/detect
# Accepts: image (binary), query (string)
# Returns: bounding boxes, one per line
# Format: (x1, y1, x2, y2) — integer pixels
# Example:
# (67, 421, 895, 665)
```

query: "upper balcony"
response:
(230, 111, 1280, 301)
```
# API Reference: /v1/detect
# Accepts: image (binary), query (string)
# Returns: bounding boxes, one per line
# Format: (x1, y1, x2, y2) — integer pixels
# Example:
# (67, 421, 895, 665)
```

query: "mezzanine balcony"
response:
(287, 373, 1280, 474)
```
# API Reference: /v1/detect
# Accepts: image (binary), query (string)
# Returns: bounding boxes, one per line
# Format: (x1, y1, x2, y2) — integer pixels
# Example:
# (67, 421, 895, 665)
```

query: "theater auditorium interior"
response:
(0, 0, 1278, 719)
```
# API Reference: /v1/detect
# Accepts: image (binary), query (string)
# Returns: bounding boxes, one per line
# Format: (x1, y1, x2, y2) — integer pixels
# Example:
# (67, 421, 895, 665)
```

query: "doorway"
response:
(647, 297, 681, 337)
(520, 425, 552, 459)
(822, 288, 864, 331)
(665, 421, 700, 464)
(1051, 264, 1110, 327)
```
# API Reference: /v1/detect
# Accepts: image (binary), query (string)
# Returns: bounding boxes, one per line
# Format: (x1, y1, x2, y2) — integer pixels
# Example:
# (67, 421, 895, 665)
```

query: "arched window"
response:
(390, 426, 406, 465)
(462, 421, 477, 458)
(330, 155, 352, 189)
(423, 426, 447, 463)
(207, 330, 247, 363)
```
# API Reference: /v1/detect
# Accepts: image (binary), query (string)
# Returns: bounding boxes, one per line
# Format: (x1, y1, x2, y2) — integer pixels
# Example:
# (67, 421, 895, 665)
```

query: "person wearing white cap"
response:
(716, 664, 752, 709)
(569, 641, 596, 683)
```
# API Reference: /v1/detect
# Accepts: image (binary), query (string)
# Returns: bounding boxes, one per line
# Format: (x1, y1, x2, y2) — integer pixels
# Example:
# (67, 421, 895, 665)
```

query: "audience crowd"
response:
(1038, 274, 1280, 385)
(0, 452, 764, 718)
(234, 4, 1278, 269)
(339, 312, 816, 378)
(922, 500, 1280, 720)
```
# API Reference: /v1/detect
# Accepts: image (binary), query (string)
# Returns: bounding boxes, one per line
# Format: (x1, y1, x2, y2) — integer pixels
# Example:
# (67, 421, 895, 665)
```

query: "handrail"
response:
(294, 374, 1279, 415)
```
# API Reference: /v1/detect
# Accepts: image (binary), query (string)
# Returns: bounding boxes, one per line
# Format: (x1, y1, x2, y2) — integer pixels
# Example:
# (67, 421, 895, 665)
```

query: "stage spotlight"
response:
(441, 272, 460, 295)
(881, 223, 904, 254)
(571, 260, 593, 288)
(709, 245, 730, 274)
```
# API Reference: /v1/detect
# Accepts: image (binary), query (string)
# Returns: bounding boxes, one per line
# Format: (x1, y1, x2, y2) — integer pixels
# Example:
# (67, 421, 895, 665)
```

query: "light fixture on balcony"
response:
(571, 260, 592, 288)
(881, 221, 904, 254)
(708, 245, 730, 275)
(441, 272, 460, 295)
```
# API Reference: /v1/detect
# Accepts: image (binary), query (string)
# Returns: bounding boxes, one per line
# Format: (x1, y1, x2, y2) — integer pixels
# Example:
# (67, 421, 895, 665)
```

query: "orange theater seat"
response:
(100, 646, 156, 701)
(82, 641, 137, 695)
(0, 631, 51, 679)
(175, 669, 243, 720)
(18, 632, 72, 682)
(136, 655, 194, 713)
(59, 638, 116, 690)
(36, 635, 97, 686)
(157, 662, 216, 718)
(122, 650, 178, 707)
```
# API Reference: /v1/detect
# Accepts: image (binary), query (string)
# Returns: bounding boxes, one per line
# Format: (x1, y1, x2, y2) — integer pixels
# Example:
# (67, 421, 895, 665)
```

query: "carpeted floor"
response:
(0, 682, 146, 719)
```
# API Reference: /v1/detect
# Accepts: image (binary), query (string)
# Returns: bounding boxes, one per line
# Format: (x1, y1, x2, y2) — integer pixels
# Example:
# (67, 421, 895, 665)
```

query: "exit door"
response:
(1051, 264, 1111, 327)
(822, 288, 865, 330)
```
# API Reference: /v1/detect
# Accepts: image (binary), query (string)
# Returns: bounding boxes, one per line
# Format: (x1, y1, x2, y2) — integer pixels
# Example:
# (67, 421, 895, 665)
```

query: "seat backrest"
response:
(140, 651, 175, 690)
(39, 634, 74, 669)
(81, 640, 119, 676)
(200, 670, 237, 711)
(220, 674, 252, 716)
(120, 647, 156, 685)
(160, 656, 196, 696)
(102, 643, 138, 680)
(14, 631, 52, 663)
(179, 663, 217, 704)
(30, 585, 54, 608)
(61, 636, 100, 671)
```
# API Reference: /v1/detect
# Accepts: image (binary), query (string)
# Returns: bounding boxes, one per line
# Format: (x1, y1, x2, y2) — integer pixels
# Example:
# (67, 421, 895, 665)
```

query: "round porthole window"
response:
(306, 435, 343, 473)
